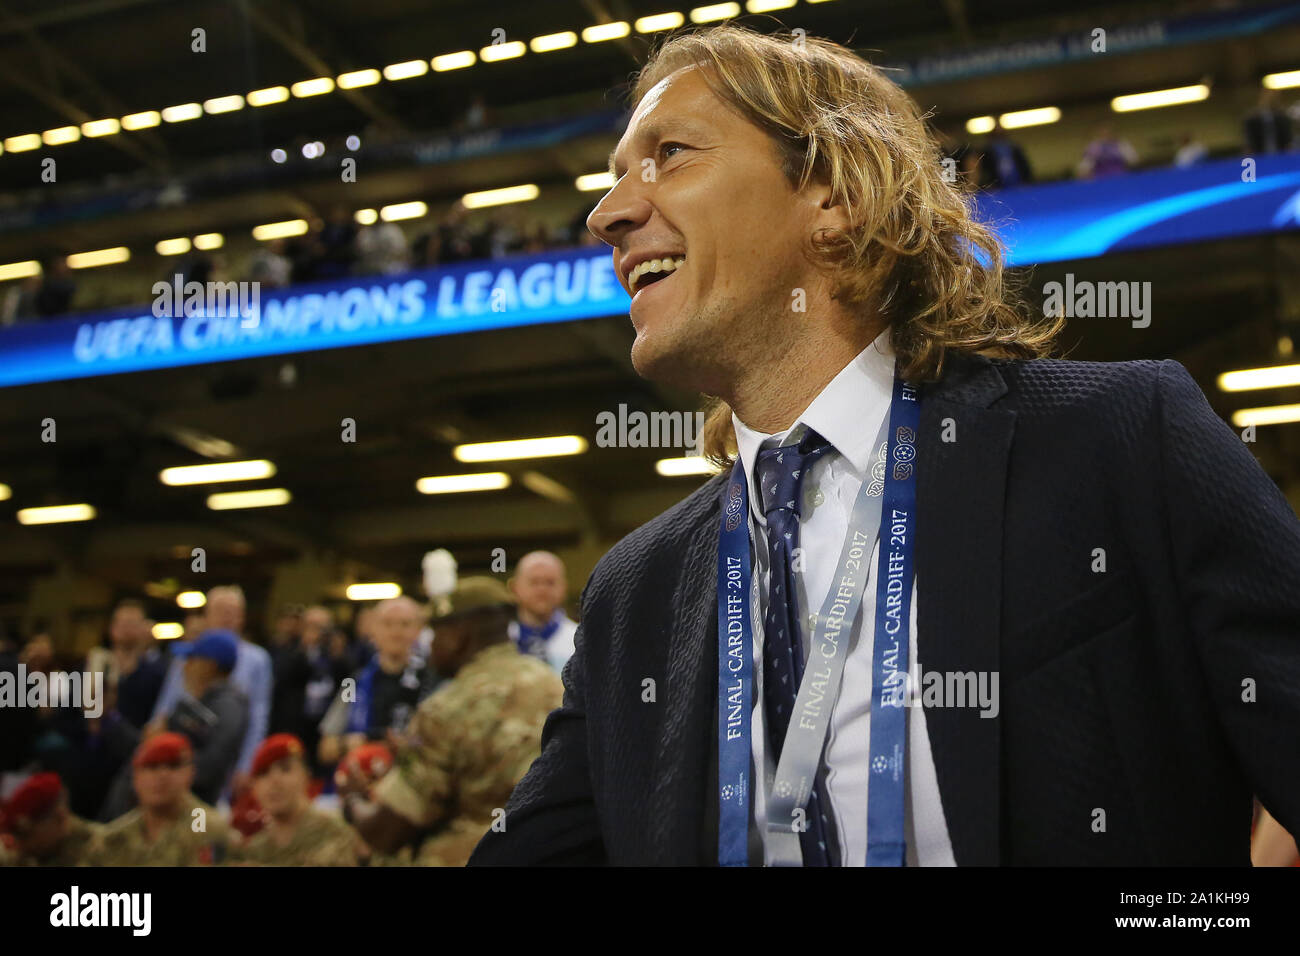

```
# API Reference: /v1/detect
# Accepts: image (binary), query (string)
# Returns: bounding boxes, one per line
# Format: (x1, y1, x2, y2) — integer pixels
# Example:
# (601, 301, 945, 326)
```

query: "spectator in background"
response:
(1078, 125, 1138, 178)
(89, 733, 233, 866)
(342, 578, 562, 866)
(71, 599, 167, 817)
(507, 551, 578, 674)
(89, 598, 166, 730)
(34, 255, 75, 318)
(149, 585, 271, 789)
(317, 597, 438, 767)
(247, 238, 292, 289)
(315, 205, 358, 280)
(1173, 131, 1209, 167)
(356, 219, 411, 275)
(977, 122, 1033, 189)
(1244, 89, 1294, 155)
(232, 734, 358, 866)
(0, 773, 101, 866)
(274, 604, 348, 769)
(165, 630, 250, 804)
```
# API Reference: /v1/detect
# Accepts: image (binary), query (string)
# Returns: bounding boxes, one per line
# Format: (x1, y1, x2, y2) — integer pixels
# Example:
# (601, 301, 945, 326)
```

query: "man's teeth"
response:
(628, 256, 686, 291)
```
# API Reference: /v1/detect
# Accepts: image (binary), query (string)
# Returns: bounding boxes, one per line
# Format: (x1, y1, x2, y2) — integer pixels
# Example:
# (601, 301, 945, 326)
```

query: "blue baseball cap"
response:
(176, 628, 239, 673)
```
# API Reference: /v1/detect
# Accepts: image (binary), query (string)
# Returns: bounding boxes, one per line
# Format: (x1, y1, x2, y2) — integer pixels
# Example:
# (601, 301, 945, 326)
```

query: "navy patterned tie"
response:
(754, 426, 840, 866)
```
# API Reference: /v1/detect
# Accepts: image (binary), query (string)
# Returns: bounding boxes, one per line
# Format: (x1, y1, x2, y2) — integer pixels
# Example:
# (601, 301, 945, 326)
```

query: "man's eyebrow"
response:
(608, 119, 712, 177)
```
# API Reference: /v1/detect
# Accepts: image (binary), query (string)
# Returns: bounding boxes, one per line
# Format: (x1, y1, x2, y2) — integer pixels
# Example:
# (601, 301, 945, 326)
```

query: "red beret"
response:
(340, 742, 393, 783)
(251, 733, 305, 776)
(133, 731, 193, 768)
(2, 773, 63, 829)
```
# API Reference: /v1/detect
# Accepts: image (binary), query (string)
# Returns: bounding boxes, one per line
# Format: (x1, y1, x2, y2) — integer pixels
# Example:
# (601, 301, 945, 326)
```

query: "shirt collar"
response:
(732, 327, 896, 507)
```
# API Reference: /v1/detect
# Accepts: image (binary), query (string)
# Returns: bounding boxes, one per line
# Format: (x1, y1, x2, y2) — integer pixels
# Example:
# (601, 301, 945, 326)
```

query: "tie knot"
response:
(754, 428, 831, 518)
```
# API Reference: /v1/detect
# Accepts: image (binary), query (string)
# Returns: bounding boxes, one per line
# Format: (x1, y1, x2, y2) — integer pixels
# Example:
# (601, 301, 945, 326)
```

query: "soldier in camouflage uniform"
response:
(344, 577, 562, 866)
(0, 773, 100, 866)
(88, 732, 232, 866)
(233, 733, 358, 865)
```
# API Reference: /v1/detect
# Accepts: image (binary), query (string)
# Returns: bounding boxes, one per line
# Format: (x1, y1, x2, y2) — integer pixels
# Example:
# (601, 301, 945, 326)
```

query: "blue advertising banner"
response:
(3, 155, 1300, 388)
(0, 247, 622, 388)
(979, 154, 1300, 267)
(883, 1, 1300, 86)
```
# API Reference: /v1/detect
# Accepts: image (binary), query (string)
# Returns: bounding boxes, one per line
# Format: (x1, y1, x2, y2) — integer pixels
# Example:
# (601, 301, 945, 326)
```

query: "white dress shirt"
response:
(733, 328, 956, 866)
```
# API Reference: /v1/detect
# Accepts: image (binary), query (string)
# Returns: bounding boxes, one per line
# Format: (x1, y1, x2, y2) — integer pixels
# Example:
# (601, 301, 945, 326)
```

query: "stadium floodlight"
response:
(453, 435, 588, 462)
(203, 95, 245, 114)
(383, 60, 429, 80)
(161, 103, 203, 123)
(462, 184, 539, 208)
(152, 623, 185, 640)
(379, 201, 428, 222)
(690, 3, 741, 23)
(1218, 365, 1300, 392)
(1263, 70, 1300, 90)
(582, 22, 630, 42)
(0, 261, 40, 281)
(206, 488, 292, 510)
(999, 106, 1061, 129)
(82, 118, 121, 137)
(531, 31, 578, 53)
(4, 133, 41, 151)
(291, 77, 335, 98)
(432, 51, 476, 71)
(656, 456, 722, 476)
(68, 247, 130, 269)
(346, 583, 402, 601)
(1231, 403, 1300, 427)
(576, 171, 616, 191)
(176, 591, 206, 609)
(193, 233, 223, 250)
(338, 68, 382, 89)
(42, 126, 81, 145)
(155, 238, 192, 256)
(0, 483, 10, 501)
(160, 460, 277, 486)
(1111, 84, 1209, 112)
(17, 504, 96, 525)
(746, 0, 796, 11)
(480, 41, 526, 62)
(415, 473, 512, 494)
(636, 12, 686, 32)
(121, 111, 161, 130)
(247, 86, 290, 106)
(252, 219, 309, 241)
(965, 116, 996, 135)
(354, 209, 378, 225)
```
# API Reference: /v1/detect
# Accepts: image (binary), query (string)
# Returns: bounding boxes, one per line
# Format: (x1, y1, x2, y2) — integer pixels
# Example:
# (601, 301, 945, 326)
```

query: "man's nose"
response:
(586, 182, 651, 247)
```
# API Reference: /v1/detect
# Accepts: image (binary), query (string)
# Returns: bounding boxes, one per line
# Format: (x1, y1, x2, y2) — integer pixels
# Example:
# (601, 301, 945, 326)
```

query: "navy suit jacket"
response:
(470, 354, 1300, 865)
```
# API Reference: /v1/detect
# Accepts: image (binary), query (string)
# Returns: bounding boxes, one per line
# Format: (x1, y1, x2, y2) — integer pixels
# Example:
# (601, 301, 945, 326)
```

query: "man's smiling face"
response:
(588, 65, 831, 393)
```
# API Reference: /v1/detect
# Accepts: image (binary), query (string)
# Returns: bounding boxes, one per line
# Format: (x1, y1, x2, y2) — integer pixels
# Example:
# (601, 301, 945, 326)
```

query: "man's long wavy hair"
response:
(630, 24, 1063, 465)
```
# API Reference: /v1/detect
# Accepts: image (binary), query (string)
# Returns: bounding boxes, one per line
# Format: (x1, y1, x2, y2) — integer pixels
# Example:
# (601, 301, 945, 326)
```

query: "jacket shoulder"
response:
(991, 356, 1169, 413)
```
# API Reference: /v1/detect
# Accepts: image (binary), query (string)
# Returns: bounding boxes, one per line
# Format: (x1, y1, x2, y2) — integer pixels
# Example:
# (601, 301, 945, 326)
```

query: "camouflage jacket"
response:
(373, 642, 562, 866)
(2, 815, 101, 866)
(233, 806, 359, 866)
(88, 793, 232, 866)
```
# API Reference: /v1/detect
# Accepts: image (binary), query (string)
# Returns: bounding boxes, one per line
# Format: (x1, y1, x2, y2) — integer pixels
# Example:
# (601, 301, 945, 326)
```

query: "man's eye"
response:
(661, 142, 688, 160)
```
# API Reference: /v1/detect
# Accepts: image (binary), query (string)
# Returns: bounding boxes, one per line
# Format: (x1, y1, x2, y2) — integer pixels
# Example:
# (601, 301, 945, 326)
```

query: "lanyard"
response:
(716, 372, 920, 867)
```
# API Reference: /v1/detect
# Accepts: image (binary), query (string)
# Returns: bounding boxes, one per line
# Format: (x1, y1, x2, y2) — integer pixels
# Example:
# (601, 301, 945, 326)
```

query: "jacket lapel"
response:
(916, 353, 1015, 865)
